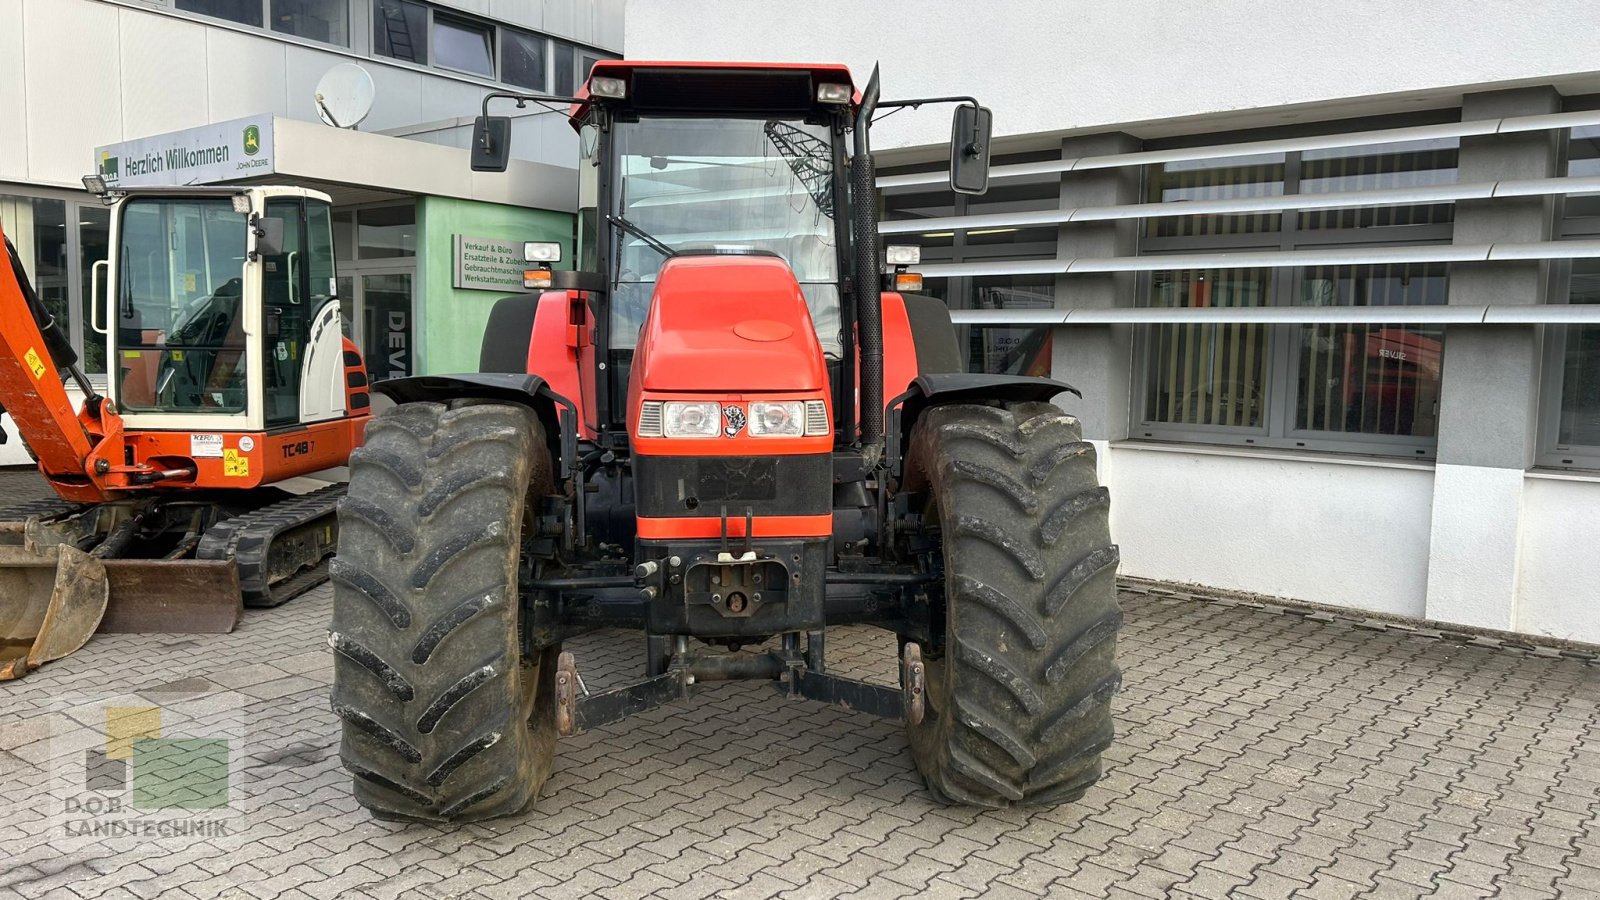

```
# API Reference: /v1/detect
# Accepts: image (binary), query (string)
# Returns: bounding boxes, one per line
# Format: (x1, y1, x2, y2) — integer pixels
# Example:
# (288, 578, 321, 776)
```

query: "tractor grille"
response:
(638, 401, 663, 438)
(805, 400, 830, 436)
(634, 454, 831, 518)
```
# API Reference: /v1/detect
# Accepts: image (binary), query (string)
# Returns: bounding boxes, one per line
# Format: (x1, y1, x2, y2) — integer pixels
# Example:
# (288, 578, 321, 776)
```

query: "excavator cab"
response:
(0, 185, 366, 679)
(105, 189, 346, 439)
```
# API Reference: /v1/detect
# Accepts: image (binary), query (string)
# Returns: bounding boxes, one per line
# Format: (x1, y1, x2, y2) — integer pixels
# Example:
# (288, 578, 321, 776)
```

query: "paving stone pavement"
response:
(1, 468, 1598, 899)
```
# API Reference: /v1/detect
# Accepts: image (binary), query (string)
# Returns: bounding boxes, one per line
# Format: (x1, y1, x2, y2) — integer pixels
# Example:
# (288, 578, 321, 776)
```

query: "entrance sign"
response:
(95, 117, 276, 188)
(453, 235, 533, 292)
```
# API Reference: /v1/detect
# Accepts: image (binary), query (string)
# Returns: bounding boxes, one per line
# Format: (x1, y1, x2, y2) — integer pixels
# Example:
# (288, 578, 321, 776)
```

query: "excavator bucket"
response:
(99, 560, 242, 634)
(0, 544, 110, 680)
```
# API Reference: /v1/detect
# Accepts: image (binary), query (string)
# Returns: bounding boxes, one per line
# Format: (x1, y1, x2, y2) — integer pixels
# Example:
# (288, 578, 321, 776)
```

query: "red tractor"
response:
(330, 61, 1121, 822)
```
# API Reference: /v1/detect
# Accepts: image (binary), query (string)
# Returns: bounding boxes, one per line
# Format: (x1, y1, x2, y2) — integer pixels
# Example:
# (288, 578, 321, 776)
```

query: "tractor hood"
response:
(632, 254, 828, 394)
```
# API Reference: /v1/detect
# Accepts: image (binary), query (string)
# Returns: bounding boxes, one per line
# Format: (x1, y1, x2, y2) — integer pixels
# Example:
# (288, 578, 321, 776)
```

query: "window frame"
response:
(878, 152, 1062, 374)
(1538, 120, 1600, 470)
(499, 27, 549, 92)
(1132, 133, 1460, 459)
(174, 0, 352, 48)
(1533, 256, 1600, 470)
(369, 1, 617, 93)
(428, 9, 495, 79)
(0, 186, 116, 381)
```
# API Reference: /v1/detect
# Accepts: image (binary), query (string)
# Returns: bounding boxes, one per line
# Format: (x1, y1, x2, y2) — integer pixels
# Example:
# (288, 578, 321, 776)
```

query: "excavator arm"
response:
(0, 222, 112, 679)
(0, 224, 110, 503)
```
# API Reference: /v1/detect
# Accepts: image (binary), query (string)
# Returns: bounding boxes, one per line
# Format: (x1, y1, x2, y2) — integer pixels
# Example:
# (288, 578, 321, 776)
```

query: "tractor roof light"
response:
(885, 245, 921, 266)
(885, 245, 923, 293)
(590, 76, 627, 99)
(525, 241, 562, 263)
(816, 82, 852, 105)
(231, 194, 253, 215)
(81, 174, 107, 195)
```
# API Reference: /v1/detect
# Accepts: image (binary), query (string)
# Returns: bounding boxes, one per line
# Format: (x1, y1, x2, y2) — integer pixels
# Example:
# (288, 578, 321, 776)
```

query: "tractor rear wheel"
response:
(330, 400, 558, 823)
(905, 401, 1122, 807)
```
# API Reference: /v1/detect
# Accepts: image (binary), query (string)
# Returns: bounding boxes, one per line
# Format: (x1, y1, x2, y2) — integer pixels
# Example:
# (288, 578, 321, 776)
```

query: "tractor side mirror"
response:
(471, 116, 512, 172)
(253, 216, 285, 257)
(950, 104, 993, 195)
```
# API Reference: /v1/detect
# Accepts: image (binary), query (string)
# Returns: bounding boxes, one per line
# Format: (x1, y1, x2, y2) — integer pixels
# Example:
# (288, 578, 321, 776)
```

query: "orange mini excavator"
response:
(0, 185, 369, 678)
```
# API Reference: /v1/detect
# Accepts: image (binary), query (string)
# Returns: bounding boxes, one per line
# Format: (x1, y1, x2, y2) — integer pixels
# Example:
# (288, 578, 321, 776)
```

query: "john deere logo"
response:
(242, 125, 261, 157)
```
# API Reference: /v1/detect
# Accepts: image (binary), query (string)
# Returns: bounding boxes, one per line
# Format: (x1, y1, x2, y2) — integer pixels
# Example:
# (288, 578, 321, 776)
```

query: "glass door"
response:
(335, 270, 414, 383)
(77, 205, 110, 375)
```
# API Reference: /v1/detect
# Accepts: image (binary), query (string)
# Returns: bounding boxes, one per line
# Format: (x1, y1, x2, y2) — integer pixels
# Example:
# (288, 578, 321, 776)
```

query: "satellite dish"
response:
(314, 63, 375, 129)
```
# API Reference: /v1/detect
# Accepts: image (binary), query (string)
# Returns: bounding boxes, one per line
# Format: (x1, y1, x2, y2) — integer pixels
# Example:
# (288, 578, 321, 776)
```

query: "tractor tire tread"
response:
(331, 400, 557, 823)
(906, 401, 1121, 807)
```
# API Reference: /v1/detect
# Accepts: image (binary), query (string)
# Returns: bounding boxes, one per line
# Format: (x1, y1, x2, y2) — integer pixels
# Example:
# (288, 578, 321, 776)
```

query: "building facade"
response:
(626, 0, 1600, 644)
(0, 0, 620, 463)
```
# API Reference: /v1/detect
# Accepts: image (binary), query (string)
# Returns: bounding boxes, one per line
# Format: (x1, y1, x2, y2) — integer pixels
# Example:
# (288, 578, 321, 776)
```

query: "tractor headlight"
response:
(748, 401, 805, 437)
(662, 401, 720, 438)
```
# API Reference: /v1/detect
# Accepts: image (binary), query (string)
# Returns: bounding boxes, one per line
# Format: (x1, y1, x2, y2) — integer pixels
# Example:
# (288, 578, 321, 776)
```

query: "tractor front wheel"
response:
(330, 400, 558, 823)
(905, 401, 1122, 807)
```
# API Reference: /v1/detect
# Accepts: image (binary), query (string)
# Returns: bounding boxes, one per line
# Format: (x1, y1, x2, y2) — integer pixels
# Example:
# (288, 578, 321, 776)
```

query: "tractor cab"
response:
(471, 61, 991, 440)
(574, 64, 853, 405)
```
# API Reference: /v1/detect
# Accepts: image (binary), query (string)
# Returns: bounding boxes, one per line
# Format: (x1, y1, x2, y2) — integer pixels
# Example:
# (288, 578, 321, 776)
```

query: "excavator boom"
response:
(0, 230, 105, 501)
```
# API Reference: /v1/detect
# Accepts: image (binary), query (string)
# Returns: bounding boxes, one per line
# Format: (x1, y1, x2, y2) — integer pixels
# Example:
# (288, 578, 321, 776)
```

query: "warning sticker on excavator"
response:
(223, 449, 249, 478)
(24, 348, 45, 380)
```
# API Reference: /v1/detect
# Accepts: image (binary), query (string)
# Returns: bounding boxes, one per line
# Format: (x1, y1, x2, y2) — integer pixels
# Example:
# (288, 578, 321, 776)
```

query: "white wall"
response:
(1106, 445, 1435, 618)
(624, 0, 1600, 150)
(1516, 476, 1600, 645)
(0, 0, 623, 188)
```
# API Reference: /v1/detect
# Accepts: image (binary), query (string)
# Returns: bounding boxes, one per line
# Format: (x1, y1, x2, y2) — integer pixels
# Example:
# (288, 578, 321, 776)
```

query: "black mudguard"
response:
(887, 373, 1082, 477)
(373, 373, 575, 476)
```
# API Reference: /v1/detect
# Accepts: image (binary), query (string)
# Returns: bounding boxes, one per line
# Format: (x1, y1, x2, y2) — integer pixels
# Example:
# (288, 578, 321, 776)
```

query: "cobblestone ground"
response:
(1, 468, 1598, 899)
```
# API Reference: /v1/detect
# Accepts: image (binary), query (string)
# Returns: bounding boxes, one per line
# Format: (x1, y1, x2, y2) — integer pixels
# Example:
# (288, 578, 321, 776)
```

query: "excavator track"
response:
(197, 484, 345, 608)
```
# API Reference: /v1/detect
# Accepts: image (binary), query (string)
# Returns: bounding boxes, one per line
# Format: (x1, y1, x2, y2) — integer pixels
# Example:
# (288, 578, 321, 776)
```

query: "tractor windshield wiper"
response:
(607, 215, 674, 258)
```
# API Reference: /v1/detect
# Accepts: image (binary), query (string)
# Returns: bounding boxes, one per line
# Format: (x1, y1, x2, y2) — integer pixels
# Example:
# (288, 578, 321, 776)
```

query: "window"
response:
(611, 117, 843, 357)
(1294, 263, 1447, 439)
(355, 204, 416, 259)
(880, 155, 1061, 375)
(3, 193, 114, 377)
(1145, 153, 1284, 239)
(176, 0, 264, 28)
(1542, 125, 1600, 467)
(1548, 260, 1600, 456)
(1143, 268, 1272, 428)
(369, 2, 618, 92)
(115, 198, 250, 414)
(432, 13, 493, 77)
(271, 0, 348, 45)
(0, 195, 69, 362)
(177, 0, 349, 46)
(374, 0, 427, 64)
(1136, 135, 1458, 456)
(503, 29, 547, 91)
(554, 42, 575, 96)
(78, 207, 110, 375)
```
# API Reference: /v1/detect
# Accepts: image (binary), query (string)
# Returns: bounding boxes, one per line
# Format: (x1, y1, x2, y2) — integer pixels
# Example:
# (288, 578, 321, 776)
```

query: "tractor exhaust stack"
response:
(852, 64, 884, 460)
